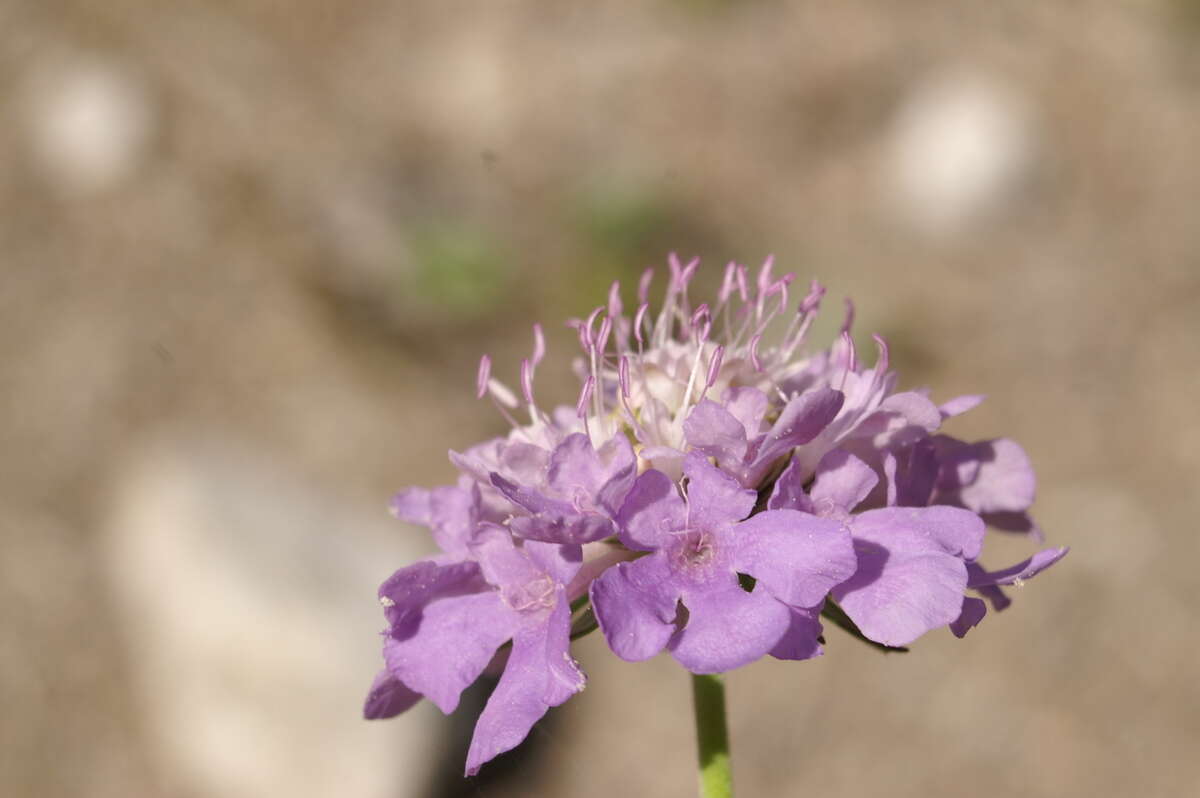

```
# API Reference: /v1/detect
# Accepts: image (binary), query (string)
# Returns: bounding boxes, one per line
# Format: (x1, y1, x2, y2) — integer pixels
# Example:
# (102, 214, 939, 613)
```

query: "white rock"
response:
(102, 435, 441, 798)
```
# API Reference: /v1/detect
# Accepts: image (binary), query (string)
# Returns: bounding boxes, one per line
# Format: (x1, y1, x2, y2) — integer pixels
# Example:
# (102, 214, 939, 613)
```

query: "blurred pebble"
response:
(23, 59, 156, 196)
(885, 69, 1034, 236)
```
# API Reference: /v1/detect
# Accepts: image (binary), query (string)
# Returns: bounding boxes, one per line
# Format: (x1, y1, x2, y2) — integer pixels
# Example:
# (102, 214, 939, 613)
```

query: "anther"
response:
(520, 358, 535, 405)
(638, 268, 653, 305)
(633, 302, 649, 346)
(531, 323, 546, 369)
(476, 354, 491, 400)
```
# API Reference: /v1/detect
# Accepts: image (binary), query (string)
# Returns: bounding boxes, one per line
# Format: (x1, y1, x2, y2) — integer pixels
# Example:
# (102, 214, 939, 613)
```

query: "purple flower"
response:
(771, 448, 1065, 646)
(684, 386, 846, 488)
(490, 431, 637, 544)
(590, 452, 857, 672)
(364, 255, 1068, 776)
(365, 525, 585, 776)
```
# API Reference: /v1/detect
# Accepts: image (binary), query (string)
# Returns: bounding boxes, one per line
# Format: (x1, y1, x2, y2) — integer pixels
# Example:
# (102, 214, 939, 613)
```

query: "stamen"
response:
(835, 331, 856, 393)
(677, 342, 707, 417)
(690, 304, 711, 341)
(633, 302, 649, 346)
(749, 333, 764, 372)
(531, 323, 546, 369)
(769, 274, 795, 313)
(584, 305, 604, 340)
(735, 265, 749, 303)
(520, 358, 535, 405)
(840, 297, 856, 335)
(618, 356, 631, 399)
(800, 280, 825, 314)
(576, 376, 595, 419)
(596, 316, 613, 357)
(844, 330, 858, 371)
(487, 378, 519, 408)
(680, 256, 700, 287)
(705, 345, 725, 390)
(872, 334, 890, 372)
(637, 268, 653, 305)
(476, 354, 491, 400)
(757, 255, 776, 295)
(718, 262, 737, 304)
(607, 280, 623, 319)
(668, 252, 684, 288)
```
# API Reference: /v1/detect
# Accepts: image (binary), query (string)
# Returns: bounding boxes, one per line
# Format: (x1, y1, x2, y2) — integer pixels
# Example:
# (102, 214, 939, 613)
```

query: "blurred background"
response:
(2, 1, 1198, 796)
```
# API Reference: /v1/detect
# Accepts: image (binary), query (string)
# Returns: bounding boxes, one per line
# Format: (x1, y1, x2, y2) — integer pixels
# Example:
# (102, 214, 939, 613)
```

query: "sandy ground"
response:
(2, 1, 1199, 796)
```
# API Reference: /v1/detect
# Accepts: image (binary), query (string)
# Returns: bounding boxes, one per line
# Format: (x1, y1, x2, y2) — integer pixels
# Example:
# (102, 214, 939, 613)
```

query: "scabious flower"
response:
(365, 254, 1067, 776)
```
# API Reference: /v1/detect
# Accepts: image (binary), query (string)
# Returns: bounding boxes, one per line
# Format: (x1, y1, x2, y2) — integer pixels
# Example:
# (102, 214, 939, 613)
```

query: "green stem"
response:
(691, 673, 733, 798)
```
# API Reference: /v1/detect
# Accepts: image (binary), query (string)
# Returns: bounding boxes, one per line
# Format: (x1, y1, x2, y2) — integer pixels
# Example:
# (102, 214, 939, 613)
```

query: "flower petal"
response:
(831, 507, 985, 646)
(684, 399, 750, 465)
(950, 596, 988, 638)
(465, 588, 584, 776)
(383, 590, 517, 714)
(754, 386, 845, 470)
(668, 578, 791, 673)
(726, 509, 856, 608)
(767, 456, 815, 512)
(547, 432, 636, 516)
(832, 536, 968, 648)
(683, 451, 756, 531)
(616, 469, 686, 550)
(936, 438, 1037, 514)
(590, 553, 682, 662)
(508, 512, 616, 545)
(968, 547, 1068, 589)
(853, 506, 986, 561)
(522, 540, 584, 586)
(363, 669, 422, 719)
(469, 524, 546, 593)
(770, 605, 824, 661)
(939, 394, 985, 420)
(810, 449, 878, 514)
(721, 386, 769, 439)
(378, 559, 489, 631)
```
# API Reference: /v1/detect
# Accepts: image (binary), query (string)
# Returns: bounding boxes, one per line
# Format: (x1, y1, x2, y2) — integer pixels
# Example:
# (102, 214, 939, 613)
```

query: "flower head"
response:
(364, 254, 1066, 776)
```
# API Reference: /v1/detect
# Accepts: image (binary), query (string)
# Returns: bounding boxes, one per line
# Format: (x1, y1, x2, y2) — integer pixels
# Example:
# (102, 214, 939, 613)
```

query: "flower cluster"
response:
(364, 256, 1066, 775)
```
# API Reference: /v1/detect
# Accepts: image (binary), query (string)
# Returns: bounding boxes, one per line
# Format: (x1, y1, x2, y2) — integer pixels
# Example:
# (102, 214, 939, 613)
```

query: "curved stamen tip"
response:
(637, 268, 654, 305)
(531, 323, 546, 368)
(800, 280, 825, 314)
(577, 321, 594, 354)
(633, 302, 649, 345)
(735, 265, 750, 302)
(840, 297, 856, 335)
(668, 252, 683, 286)
(691, 304, 711, 340)
(757, 255, 776, 293)
(476, 354, 491, 400)
(520, 358, 535, 405)
(719, 262, 738, 303)
(596, 316, 613, 355)
(872, 333, 890, 372)
(608, 280, 623, 318)
(840, 330, 858, 372)
(681, 256, 700, 286)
